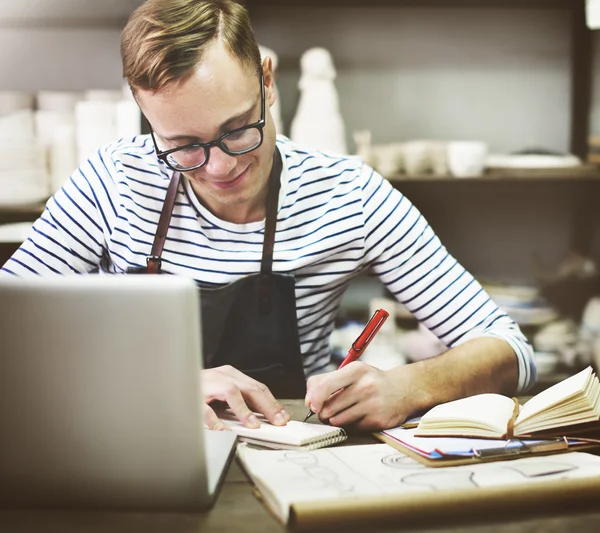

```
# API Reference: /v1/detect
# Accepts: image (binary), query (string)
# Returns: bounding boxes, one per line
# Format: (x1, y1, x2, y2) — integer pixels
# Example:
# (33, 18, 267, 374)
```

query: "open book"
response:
(218, 411, 346, 450)
(415, 366, 600, 439)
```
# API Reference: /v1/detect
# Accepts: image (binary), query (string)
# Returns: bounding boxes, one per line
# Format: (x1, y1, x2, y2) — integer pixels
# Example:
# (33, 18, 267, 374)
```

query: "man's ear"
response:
(262, 57, 277, 107)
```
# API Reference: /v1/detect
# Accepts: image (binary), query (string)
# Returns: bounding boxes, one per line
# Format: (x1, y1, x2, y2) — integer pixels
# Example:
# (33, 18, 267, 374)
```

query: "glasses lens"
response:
(165, 145, 207, 171)
(221, 127, 262, 154)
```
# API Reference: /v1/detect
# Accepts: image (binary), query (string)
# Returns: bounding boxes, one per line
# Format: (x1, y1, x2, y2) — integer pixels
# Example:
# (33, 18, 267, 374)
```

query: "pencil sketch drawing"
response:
(271, 446, 591, 496)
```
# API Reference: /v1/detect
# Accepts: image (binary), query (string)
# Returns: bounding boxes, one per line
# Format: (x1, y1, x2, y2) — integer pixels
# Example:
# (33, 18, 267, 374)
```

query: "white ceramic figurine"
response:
(290, 47, 347, 155)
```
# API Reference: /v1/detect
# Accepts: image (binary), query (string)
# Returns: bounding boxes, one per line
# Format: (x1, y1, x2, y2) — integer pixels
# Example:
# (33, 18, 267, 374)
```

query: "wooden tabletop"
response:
(2, 400, 600, 533)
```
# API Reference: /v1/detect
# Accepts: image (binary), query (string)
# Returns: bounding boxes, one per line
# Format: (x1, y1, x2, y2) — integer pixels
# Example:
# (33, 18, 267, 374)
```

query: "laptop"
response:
(0, 274, 237, 511)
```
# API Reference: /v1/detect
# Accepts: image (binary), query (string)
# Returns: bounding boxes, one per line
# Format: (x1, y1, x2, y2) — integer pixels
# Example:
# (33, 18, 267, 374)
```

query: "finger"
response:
(304, 376, 318, 409)
(306, 363, 363, 413)
(206, 366, 290, 425)
(320, 387, 356, 420)
(305, 374, 334, 413)
(216, 364, 259, 382)
(202, 367, 254, 404)
(243, 382, 289, 426)
(213, 365, 269, 391)
(328, 400, 367, 428)
(204, 404, 229, 431)
(216, 367, 290, 424)
(223, 387, 261, 428)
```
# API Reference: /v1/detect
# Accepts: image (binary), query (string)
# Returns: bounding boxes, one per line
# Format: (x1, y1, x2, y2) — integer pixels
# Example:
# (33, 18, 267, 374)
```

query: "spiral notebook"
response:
(217, 412, 347, 450)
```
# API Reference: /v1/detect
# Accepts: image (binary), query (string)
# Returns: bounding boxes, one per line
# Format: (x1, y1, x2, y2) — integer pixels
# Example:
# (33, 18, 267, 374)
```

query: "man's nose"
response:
(204, 145, 237, 177)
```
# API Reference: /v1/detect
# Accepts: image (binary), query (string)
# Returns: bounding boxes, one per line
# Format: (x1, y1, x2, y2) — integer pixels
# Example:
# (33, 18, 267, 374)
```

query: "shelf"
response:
(388, 175, 600, 184)
(246, 0, 574, 8)
(387, 167, 600, 184)
(0, 202, 46, 215)
(0, 202, 46, 225)
(1, 169, 599, 223)
(0, 0, 141, 28)
(0, 18, 130, 29)
(1, 0, 573, 28)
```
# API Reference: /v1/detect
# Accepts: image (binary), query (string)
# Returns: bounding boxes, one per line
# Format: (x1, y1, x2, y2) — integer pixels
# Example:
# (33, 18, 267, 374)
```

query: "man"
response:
(1, 0, 535, 431)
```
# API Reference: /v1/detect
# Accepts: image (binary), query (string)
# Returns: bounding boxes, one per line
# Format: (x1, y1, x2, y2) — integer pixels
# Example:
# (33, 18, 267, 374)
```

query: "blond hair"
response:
(121, 0, 262, 92)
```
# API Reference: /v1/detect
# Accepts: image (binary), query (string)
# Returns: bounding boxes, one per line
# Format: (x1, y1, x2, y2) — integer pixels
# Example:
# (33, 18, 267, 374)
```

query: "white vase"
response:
(290, 47, 347, 155)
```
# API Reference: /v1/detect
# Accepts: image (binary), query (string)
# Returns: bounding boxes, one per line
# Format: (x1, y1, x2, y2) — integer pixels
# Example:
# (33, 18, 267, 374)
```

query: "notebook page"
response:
(218, 413, 346, 448)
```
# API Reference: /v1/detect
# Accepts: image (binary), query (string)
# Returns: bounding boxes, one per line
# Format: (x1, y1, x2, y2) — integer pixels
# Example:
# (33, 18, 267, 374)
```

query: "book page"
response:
(516, 367, 592, 426)
(236, 443, 600, 527)
(218, 412, 345, 448)
(417, 393, 516, 437)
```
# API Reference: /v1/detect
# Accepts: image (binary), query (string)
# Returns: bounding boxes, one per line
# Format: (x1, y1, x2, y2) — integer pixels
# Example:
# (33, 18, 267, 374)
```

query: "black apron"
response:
(127, 149, 306, 398)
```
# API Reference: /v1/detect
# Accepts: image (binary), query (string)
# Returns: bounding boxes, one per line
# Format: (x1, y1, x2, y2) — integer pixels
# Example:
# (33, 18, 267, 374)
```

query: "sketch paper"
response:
(236, 443, 600, 529)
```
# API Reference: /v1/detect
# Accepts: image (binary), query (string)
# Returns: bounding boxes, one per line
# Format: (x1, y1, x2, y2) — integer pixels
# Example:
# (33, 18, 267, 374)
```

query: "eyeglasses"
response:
(149, 73, 265, 172)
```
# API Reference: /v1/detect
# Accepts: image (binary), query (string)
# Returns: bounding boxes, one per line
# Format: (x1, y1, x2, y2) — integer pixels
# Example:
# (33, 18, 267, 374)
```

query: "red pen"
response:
(303, 308, 390, 423)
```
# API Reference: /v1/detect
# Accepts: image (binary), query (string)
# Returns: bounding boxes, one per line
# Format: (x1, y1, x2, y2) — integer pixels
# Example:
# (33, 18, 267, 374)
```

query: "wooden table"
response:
(2, 400, 600, 533)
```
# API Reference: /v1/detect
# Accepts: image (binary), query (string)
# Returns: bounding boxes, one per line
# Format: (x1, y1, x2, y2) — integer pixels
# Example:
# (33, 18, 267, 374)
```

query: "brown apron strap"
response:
(146, 148, 282, 287)
(146, 172, 182, 274)
(258, 148, 283, 313)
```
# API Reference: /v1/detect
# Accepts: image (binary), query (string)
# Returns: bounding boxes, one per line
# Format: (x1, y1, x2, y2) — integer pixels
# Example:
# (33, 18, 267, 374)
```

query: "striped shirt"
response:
(1, 135, 536, 391)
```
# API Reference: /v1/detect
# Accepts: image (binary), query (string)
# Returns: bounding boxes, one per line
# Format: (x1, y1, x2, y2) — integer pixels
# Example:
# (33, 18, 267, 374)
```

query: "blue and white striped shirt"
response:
(1, 135, 536, 391)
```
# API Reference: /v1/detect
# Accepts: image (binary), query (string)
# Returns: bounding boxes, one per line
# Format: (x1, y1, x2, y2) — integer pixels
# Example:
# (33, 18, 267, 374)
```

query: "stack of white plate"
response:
(483, 282, 558, 326)
(35, 91, 83, 194)
(486, 153, 582, 169)
(0, 221, 34, 243)
(75, 89, 141, 165)
(0, 91, 34, 116)
(0, 108, 50, 207)
(75, 100, 118, 165)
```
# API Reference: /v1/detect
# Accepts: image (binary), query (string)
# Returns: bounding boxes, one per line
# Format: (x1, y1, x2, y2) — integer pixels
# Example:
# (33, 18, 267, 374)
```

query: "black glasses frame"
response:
(148, 73, 266, 172)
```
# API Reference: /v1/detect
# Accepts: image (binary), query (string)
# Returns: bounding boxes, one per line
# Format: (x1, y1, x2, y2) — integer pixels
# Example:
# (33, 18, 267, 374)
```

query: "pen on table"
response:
(303, 308, 390, 423)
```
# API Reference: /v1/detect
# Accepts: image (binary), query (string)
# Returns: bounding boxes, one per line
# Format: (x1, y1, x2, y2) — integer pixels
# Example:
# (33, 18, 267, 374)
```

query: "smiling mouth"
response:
(210, 167, 249, 190)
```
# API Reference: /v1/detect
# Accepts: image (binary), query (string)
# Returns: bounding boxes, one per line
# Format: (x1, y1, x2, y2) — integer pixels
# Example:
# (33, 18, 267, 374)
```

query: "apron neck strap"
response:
(258, 148, 283, 314)
(146, 172, 181, 274)
(147, 146, 282, 281)
(260, 148, 283, 278)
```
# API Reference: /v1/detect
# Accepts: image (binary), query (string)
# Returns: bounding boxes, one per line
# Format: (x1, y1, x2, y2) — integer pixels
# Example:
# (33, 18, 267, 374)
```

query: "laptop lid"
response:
(0, 275, 236, 511)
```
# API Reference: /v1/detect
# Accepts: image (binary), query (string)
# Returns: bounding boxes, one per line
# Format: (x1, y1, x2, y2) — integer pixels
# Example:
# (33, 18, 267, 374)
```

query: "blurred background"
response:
(2, 0, 600, 390)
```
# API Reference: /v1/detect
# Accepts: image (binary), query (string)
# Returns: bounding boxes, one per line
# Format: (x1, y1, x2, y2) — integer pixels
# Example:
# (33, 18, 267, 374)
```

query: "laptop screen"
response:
(0, 275, 236, 511)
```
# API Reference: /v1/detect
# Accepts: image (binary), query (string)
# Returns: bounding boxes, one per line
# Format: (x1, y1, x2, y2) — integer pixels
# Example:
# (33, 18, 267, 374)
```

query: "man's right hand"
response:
(202, 365, 291, 431)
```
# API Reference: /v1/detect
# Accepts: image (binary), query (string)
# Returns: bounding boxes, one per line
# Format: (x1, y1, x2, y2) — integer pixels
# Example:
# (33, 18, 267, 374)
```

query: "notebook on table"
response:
(376, 426, 597, 467)
(375, 366, 600, 467)
(0, 275, 236, 511)
(411, 366, 600, 439)
(235, 443, 600, 530)
(218, 411, 347, 450)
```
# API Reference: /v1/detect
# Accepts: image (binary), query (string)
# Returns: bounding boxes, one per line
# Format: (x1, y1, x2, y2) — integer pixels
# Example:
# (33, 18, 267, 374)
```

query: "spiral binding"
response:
(302, 428, 347, 451)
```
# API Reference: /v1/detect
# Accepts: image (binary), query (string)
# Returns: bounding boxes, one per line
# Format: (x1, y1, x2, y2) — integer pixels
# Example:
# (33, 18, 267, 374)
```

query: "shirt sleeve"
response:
(0, 149, 117, 277)
(359, 164, 536, 394)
